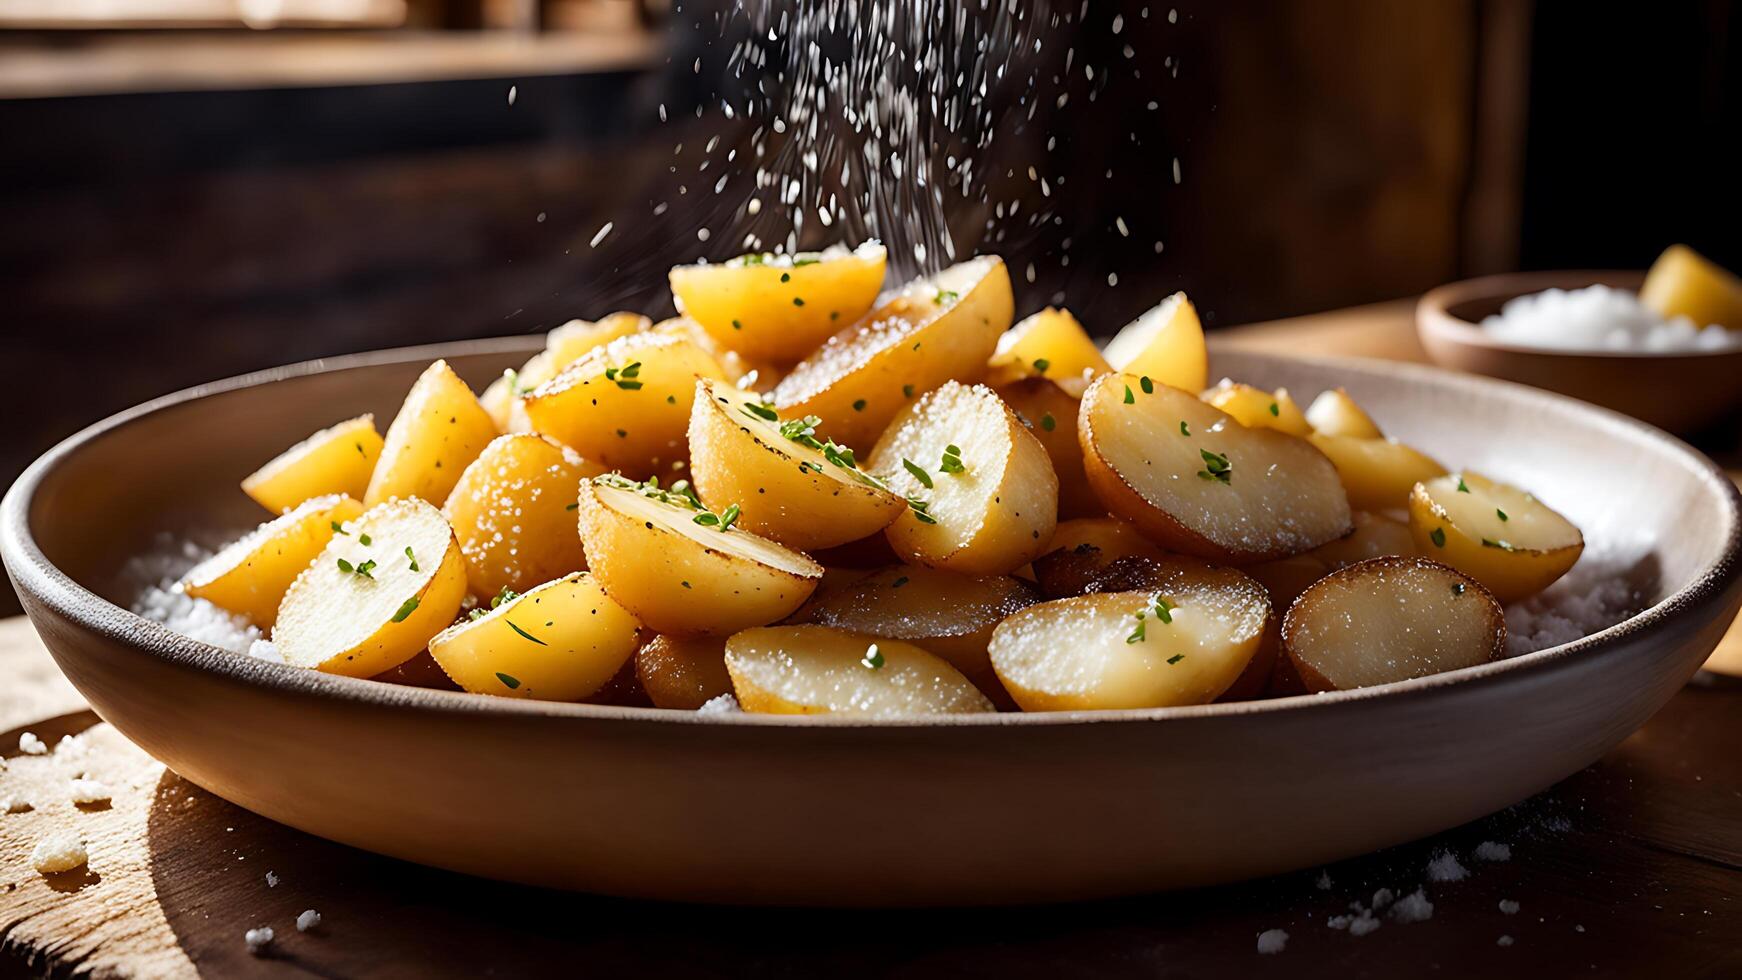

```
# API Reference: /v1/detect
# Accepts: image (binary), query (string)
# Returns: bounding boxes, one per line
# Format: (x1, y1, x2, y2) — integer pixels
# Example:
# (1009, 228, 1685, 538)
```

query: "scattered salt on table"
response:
(297, 909, 322, 932)
(1427, 850, 1469, 882)
(1391, 889, 1434, 923)
(19, 731, 47, 755)
(698, 693, 741, 714)
(3, 795, 33, 814)
(244, 927, 275, 955)
(69, 777, 111, 804)
(31, 834, 88, 874)
(1473, 840, 1512, 862)
(266, 871, 280, 888)
(1499, 899, 1520, 915)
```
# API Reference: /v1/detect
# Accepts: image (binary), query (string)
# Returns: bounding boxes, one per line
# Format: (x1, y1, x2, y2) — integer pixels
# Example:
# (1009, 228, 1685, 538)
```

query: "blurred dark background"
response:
(0, 0, 1737, 611)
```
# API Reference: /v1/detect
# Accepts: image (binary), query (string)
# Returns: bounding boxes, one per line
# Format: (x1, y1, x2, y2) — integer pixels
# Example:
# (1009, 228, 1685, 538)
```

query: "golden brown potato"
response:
(574, 476, 823, 635)
(1308, 431, 1448, 512)
(1201, 381, 1312, 436)
(988, 563, 1272, 711)
(442, 433, 604, 599)
(996, 377, 1103, 520)
(480, 314, 653, 431)
(183, 494, 363, 628)
(1079, 374, 1352, 563)
(1030, 516, 1172, 599)
(1100, 292, 1208, 394)
(725, 625, 994, 716)
(1304, 387, 1383, 439)
(985, 307, 1110, 388)
(427, 572, 642, 701)
(1639, 243, 1742, 331)
(273, 498, 469, 677)
(771, 255, 1015, 449)
(635, 634, 733, 710)
(869, 380, 1058, 575)
(791, 564, 1039, 680)
(1282, 556, 1505, 691)
(669, 242, 888, 364)
(1312, 511, 1416, 567)
(686, 377, 905, 551)
(524, 331, 727, 478)
(242, 415, 382, 515)
(1408, 472, 1583, 602)
(364, 361, 499, 507)
(652, 316, 785, 393)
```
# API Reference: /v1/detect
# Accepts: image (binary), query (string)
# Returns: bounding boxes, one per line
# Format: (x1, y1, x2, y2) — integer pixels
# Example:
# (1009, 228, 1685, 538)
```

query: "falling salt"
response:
(590, 223, 614, 248)
(507, 85, 516, 106)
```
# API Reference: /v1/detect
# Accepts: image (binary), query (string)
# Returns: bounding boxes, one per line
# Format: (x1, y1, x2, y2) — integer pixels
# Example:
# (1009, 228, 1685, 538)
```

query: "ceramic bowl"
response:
(1416, 270, 1742, 432)
(4, 338, 1739, 906)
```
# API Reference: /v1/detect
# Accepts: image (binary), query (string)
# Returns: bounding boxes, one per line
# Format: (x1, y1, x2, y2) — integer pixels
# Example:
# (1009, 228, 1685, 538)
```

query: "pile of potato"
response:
(179, 242, 1585, 716)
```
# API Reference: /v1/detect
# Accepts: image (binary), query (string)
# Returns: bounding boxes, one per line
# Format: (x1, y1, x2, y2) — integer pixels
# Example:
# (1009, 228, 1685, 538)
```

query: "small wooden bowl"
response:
(1417, 271, 1742, 432)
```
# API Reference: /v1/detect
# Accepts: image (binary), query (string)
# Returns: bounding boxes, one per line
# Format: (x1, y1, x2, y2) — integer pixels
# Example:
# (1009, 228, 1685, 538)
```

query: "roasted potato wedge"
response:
(1308, 431, 1447, 512)
(996, 376, 1102, 520)
(1201, 381, 1312, 436)
(725, 625, 994, 716)
(791, 564, 1039, 680)
(1305, 387, 1383, 438)
(1079, 374, 1352, 563)
(524, 331, 727, 478)
(1100, 292, 1208, 394)
(635, 634, 733, 710)
(669, 242, 888, 364)
(989, 563, 1272, 711)
(1282, 556, 1504, 691)
(1408, 472, 1583, 602)
(1031, 516, 1172, 599)
(182, 494, 363, 627)
(480, 314, 652, 431)
(771, 255, 1014, 449)
(242, 415, 382, 515)
(869, 380, 1058, 575)
(273, 498, 468, 677)
(364, 360, 500, 507)
(686, 377, 905, 550)
(1639, 243, 1742, 330)
(653, 316, 784, 393)
(985, 307, 1110, 387)
(575, 476, 823, 634)
(427, 572, 641, 700)
(442, 433, 604, 599)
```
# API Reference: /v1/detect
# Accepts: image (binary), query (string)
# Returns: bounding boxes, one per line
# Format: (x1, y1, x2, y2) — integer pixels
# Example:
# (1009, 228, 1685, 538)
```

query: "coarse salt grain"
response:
(1426, 850, 1469, 882)
(297, 909, 322, 932)
(31, 834, 88, 874)
(1497, 935, 1514, 947)
(1481, 284, 1739, 352)
(698, 693, 741, 714)
(1256, 929, 1288, 954)
(55, 734, 87, 759)
(1314, 871, 1332, 890)
(1348, 913, 1381, 937)
(4, 795, 33, 814)
(1499, 899, 1520, 915)
(69, 778, 112, 805)
(1391, 889, 1435, 924)
(1474, 840, 1513, 862)
(19, 731, 47, 755)
(266, 871, 280, 888)
(245, 927, 275, 955)
(1371, 887, 1395, 910)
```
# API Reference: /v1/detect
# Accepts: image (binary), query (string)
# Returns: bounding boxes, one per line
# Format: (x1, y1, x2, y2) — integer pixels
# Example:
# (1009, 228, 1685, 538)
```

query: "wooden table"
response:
(4, 303, 1740, 978)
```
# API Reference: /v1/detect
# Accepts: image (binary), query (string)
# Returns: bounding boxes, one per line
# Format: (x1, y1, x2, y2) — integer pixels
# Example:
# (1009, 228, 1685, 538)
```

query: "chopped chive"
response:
(1456, 476, 1470, 493)
(491, 586, 520, 608)
(741, 402, 779, 422)
(792, 257, 820, 267)
(902, 458, 934, 489)
(1268, 402, 1280, 416)
(391, 596, 420, 623)
(565, 502, 579, 511)
(496, 672, 521, 690)
(1140, 376, 1154, 394)
(731, 319, 743, 330)
(1032, 358, 1051, 375)
(330, 521, 349, 535)
(1496, 508, 1509, 522)
(1127, 612, 1147, 644)
(903, 384, 915, 398)
(1196, 449, 1232, 485)
(934, 288, 960, 305)
(1180, 421, 1191, 437)
(1166, 654, 1185, 665)
(792, 296, 805, 307)
(1123, 385, 1135, 404)
(939, 444, 966, 475)
(666, 395, 676, 404)
(719, 504, 741, 530)
(861, 643, 885, 669)
(1040, 412, 1057, 431)
(892, 576, 909, 588)
(358, 533, 372, 546)
(1430, 527, 1447, 548)
(780, 272, 791, 283)
(506, 620, 547, 646)
(1153, 597, 1175, 624)
(852, 399, 867, 412)
(404, 546, 419, 572)
(336, 558, 353, 573)
(693, 511, 721, 526)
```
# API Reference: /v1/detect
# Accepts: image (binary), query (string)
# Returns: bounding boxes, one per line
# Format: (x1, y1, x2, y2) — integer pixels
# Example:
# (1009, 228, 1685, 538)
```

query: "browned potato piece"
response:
(1079, 374, 1352, 563)
(480, 314, 653, 430)
(653, 316, 784, 393)
(1312, 511, 1416, 567)
(1100, 292, 1208, 394)
(726, 625, 994, 716)
(182, 494, 364, 628)
(1308, 431, 1448, 512)
(996, 377, 1102, 520)
(364, 360, 500, 507)
(771, 255, 1014, 449)
(442, 433, 604, 599)
(791, 564, 1039, 680)
(1408, 472, 1583, 602)
(1201, 381, 1312, 436)
(985, 307, 1110, 387)
(524, 331, 727, 478)
(1031, 517, 1172, 599)
(242, 415, 382, 515)
(1283, 556, 1504, 692)
(1305, 387, 1383, 439)
(668, 243, 888, 364)
(635, 634, 733, 710)
(686, 377, 905, 551)
(869, 380, 1058, 576)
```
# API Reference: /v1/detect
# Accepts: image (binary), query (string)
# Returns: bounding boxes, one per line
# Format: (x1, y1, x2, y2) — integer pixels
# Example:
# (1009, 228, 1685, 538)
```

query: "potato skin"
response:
(996, 377, 1103, 521)
(442, 433, 603, 599)
(669, 243, 888, 364)
(1308, 432, 1447, 512)
(1102, 292, 1209, 394)
(985, 307, 1110, 388)
(635, 634, 733, 710)
(365, 360, 500, 507)
(428, 572, 642, 701)
(1407, 474, 1583, 603)
(243, 415, 382, 515)
(183, 494, 363, 628)
(1031, 517, 1173, 599)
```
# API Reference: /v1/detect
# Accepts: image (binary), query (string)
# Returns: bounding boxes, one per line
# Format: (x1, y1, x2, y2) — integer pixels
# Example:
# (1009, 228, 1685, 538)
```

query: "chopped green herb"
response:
(852, 399, 867, 412)
(495, 672, 521, 690)
(741, 402, 779, 422)
(565, 502, 579, 511)
(934, 288, 960, 305)
(330, 521, 349, 535)
(506, 620, 547, 646)
(404, 547, 419, 572)
(792, 257, 820, 267)
(1496, 508, 1509, 522)
(1040, 412, 1057, 432)
(1166, 654, 1186, 665)
(939, 444, 966, 475)
(693, 511, 721, 527)
(792, 296, 806, 307)
(1268, 402, 1280, 417)
(1032, 358, 1051, 375)
(391, 596, 420, 623)
(1140, 376, 1154, 395)
(719, 504, 741, 530)
(903, 384, 915, 398)
(907, 498, 939, 524)
(902, 458, 934, 489)
(1196, 449, 1232, 485)
(780, 272, 791, 283)
(1456, 476, 1470, 493)
(491, 586, 521, 608)
(359, 533, 372, 546)
(891, 576, 910, 589)
(681, 580, 691, 589)
(731, 319, 743, 330)
(1124, 385, 1136, 405)
(1430, 527, 1447, 548)
(666, 395, 676, 404)
(861, 643, 885, 669)
(467, 607, 491, 622)
(1179, 421, 1191, 437)
(1153, 597, 1175, 624)
(1127, 612, 1147, 644)
(336, 558, 375, 579)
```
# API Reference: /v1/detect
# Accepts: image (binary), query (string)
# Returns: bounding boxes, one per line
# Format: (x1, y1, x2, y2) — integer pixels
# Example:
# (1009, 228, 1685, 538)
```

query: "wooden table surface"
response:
(3, 301, 1740, 979)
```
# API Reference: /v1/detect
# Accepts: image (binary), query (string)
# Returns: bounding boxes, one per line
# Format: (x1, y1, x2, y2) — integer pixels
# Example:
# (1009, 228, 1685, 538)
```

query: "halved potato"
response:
(653, 316, 784, 393)
(985, 307, 1110, 387)
(791, 564, 1039, 680)
(427, 572, 641, 700)
(686, 377, 905, 550)
(988, 563, 1272, 711)
(242, 415, 382, 515)
(1100, 292, 1208, 394)
(1282, 556, 1504, 691)
(725, 625, 994, 716)
(1312, 510, 1416, 567)
(1639, 243, 1742, 330)
(635, 634, 732, 710)
(1030, 516, 1171, 599)
(1408, 472, 1583, 602)
(996, 377, 1102, 520)
(669, 242, 888, 364)
(869, 380, 1058, 575)
(364, 360, 500, 507)
(1308, 431, 1447, 512)
(575, 477, 823, 634)
(1305, 387, 1383, 439)
(1079, 374, 1352, 563)
(1201, 381, 1312, 436)
(771, 255, 1014, 449)
(480, 314, 652, 430)
(273, 498, 468, 677)
(524, 331, 727, 477)
(442, 433, 604, 598)
(182, 494, 363, 627)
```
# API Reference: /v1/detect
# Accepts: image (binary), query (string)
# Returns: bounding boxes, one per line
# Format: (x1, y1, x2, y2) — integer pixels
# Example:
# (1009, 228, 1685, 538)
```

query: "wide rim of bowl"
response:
(1417, 269, 1742, 361)
(3, 336, 1739, 730)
